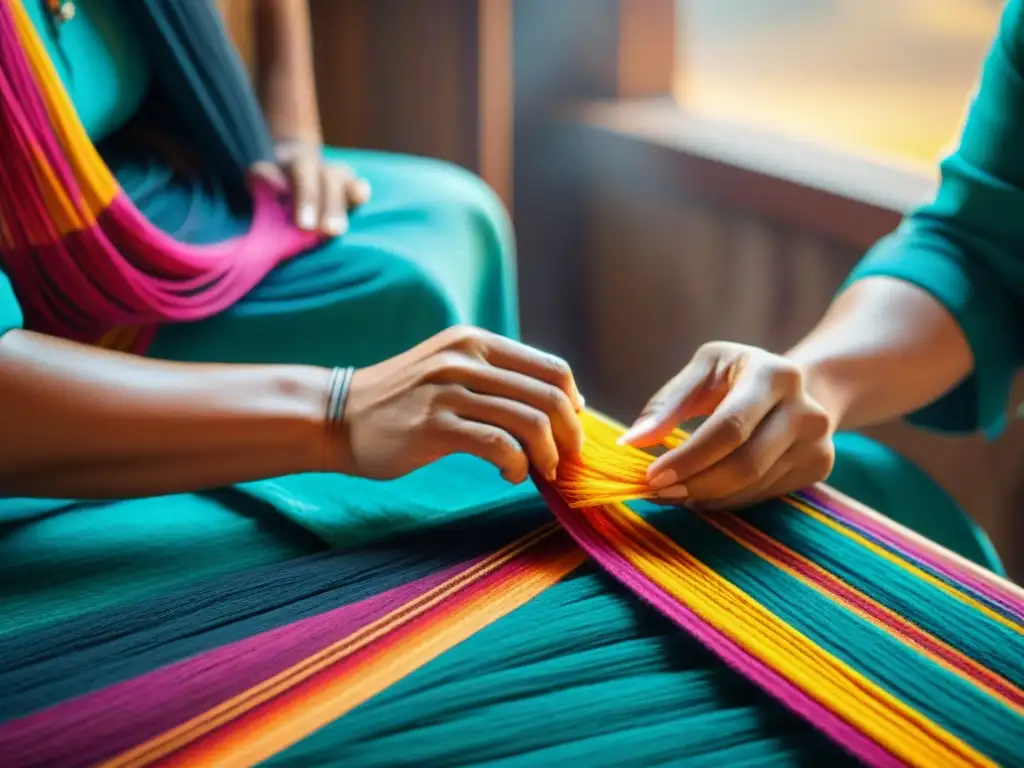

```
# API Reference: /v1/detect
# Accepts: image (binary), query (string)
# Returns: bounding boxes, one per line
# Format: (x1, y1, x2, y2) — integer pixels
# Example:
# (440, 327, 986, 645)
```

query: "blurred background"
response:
(220, 0, 1020, 577)
(677, 0, 999, 169)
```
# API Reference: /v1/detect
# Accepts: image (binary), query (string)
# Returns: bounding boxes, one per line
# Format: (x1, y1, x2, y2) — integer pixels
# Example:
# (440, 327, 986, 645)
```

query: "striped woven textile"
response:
(0, 412, 1021, 767)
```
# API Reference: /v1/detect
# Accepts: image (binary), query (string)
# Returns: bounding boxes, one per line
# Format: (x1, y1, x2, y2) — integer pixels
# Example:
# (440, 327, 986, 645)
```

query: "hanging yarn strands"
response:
(0, 0, 321, 351)
(1, 410, 1022, 767)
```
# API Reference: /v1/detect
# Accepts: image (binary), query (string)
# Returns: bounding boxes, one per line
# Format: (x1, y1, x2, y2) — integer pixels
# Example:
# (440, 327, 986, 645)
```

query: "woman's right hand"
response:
(335, 326, 586, 484)
(619, 341, 837, 510)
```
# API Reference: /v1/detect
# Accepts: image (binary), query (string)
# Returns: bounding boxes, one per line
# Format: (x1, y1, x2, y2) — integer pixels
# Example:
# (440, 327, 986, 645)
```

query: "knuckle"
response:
(426, 383, 454, 408)
(430, 351, 471, 380)
(420, 391, 451, 430)
(641, 395, 667, 417)
(329, 163, 353, 181)
(695, 341, 723, 361)
(698, 340, 744, 360)
(543, 386, 573, 416)
(810, 439, 836, 480)
(733, 451, 766, 483)
(522, 409, 551, 438)
(545, 354, 573, 385)
(768, 360, 804, 392)
(434, 383, 471, 408)
(798, 404, 832, 440)
(720, 413, 749, 446)
(548, 354, 573, 382)
(297, 155, 320, 180)
(480, 429, 516, 458)
(443, 325, 488, 355)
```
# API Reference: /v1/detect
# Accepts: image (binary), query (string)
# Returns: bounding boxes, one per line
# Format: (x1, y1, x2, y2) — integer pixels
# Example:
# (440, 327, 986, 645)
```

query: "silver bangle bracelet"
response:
(326, 367, 355, 427)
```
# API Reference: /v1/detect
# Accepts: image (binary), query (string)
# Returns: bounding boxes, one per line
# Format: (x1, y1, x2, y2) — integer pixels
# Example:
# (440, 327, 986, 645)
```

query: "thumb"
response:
(618, 357, 715, 447)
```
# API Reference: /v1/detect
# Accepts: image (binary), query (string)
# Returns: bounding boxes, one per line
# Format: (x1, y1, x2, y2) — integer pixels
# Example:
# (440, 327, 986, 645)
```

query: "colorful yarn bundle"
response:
(0, 410, 1021, 767)
(549, 412, 1024, 766)
(0, 0, 321, 351)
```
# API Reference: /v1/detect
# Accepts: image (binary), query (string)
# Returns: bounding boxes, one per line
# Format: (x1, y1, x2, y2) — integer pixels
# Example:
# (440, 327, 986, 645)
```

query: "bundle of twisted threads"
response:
(555, 410, 686, 508)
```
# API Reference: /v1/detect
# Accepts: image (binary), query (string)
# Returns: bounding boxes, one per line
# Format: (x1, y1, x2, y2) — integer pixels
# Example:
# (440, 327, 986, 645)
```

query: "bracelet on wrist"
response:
(326, 366, 355, 428)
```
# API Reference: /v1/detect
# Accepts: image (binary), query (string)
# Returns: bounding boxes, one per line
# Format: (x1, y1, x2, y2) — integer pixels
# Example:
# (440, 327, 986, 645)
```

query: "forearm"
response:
(253, 0, 321, 143)
(0, 330, 333, 498)
(787, 277, 974, 431)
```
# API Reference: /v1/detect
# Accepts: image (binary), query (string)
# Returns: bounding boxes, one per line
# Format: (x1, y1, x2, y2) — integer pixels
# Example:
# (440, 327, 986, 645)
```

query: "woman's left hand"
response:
(275, 139, 372, 236)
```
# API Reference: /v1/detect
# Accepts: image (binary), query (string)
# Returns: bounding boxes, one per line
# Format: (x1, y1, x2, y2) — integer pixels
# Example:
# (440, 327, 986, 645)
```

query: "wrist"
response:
(271, 365, 337, 474)
(323, 367, 358, 475)
(787, 348, 853, 433)
(272, 134, 321, 158)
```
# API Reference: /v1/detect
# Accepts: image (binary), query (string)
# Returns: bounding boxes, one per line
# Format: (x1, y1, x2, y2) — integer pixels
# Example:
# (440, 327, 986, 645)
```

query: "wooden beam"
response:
(479, 0, 514, 210)
(617, 0, 677, 97)
(571, 100, 934, 251)
(308, 0, 515, 206)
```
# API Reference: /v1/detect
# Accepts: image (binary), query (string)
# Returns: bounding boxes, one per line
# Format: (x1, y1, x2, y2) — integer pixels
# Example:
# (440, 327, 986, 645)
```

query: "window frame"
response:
(564, 0, 940, 248)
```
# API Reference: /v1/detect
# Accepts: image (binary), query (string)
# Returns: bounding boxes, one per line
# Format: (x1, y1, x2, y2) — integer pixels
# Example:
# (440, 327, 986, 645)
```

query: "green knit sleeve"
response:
(842, 0, 1024, 437)
(0, 269, 23, 340)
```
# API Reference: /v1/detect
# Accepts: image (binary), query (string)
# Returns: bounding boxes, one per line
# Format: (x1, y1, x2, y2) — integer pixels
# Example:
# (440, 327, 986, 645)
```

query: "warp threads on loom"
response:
(544, 412, 1024, 768)
(1, 410, 1022, 768)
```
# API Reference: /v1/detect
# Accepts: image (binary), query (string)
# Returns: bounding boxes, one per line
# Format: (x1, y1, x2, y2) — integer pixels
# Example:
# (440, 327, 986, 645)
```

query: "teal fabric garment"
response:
(844, 0, 1024, 437)
(0, 272, 23, 339)
(24, 0, 151, 142)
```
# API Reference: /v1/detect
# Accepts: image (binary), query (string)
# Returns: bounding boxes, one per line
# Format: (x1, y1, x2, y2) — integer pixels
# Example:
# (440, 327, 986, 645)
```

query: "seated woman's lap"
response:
(1, 145, 522, 635)
(147, 147, 518, 367)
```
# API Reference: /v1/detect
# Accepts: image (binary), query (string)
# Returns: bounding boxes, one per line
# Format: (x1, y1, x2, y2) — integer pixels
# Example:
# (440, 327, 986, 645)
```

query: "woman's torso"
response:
(23, 0, 151, 142)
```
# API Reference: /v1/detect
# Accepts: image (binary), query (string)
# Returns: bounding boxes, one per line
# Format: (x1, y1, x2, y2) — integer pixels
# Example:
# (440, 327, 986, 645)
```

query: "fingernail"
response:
(323, 216, 348, 236)
(546, 466, 558, 482)
(356, 180, 372, 202)
(648, 469, 677, 490)
(298, 204, 317, 231)
(576, 393, 586, 411)
(617, 416, 656, 446)
(656, 484, 689, 500)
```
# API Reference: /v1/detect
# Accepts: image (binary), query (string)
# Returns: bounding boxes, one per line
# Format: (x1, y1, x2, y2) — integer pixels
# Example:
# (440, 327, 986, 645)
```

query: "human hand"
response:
(619, 342, 836, 510)
(336, 326, 586, 484)
(275, 139, 371, 236)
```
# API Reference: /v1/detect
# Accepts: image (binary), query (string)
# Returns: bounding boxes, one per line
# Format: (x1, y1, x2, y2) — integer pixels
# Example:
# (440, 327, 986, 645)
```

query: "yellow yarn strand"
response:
(556, 410, 675, 507)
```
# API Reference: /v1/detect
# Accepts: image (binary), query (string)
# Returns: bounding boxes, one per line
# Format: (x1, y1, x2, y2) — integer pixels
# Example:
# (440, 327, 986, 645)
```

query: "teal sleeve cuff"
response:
(0, 271, 24, 340)
(841, 229, 1021, 438)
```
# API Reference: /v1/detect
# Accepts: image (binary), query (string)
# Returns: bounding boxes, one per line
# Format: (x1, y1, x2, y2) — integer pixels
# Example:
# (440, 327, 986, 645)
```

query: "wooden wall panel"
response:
(308, 0, 513, 205)
(217, 0, 255, 71)
(217, 0, 513, 205)
(617, 0, 677, 97)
